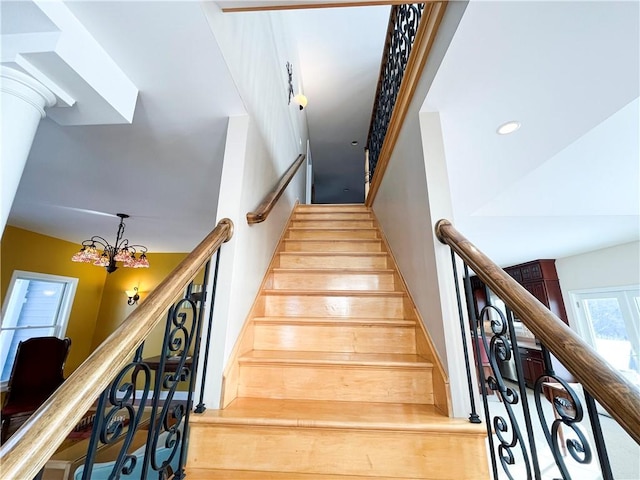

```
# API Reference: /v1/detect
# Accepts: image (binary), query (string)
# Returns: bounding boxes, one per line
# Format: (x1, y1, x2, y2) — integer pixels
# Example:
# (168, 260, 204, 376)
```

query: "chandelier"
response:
(71, 213, 149, 273)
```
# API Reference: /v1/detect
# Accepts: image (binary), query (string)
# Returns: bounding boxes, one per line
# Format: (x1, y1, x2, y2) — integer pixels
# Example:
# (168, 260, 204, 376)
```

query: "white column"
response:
(1, 66, 56, 236)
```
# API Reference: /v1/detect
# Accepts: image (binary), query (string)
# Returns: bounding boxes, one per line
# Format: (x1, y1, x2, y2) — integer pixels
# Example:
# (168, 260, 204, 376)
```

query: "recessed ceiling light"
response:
(497, 121, 521, 135)
(343, 188, 350, 192)
(351, 140, 358, 146)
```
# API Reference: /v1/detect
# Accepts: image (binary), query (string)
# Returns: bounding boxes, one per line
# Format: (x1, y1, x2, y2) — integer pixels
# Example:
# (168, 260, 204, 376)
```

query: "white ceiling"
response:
(285, 5, 390, 203)
(4, 1, 246, 252)
(423, 0, 639, 265)
(3, 1, 639, 267)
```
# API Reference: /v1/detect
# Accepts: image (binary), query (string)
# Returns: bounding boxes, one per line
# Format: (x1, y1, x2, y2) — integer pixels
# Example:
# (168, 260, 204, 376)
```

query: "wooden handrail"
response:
(0, 218, 234, 480)
(246, 154, 306, 224)
(365, 1, 447, 207)
(435, 219, 640, 444)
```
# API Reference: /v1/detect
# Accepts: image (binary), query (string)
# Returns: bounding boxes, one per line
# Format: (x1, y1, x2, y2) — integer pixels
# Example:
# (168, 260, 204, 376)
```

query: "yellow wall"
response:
(1, 226, 189, 381)
(91, 252, 188, 356)
(92, 252, 201, 393)
(1, 226, 106, 376)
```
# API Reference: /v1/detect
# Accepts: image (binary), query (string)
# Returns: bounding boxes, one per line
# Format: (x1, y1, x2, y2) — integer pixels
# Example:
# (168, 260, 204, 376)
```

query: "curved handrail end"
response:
(219, 218, 234, 241)
(435, 219, 452, 244)
(245, 154, 306, 225)
(246, 212, 265, 225)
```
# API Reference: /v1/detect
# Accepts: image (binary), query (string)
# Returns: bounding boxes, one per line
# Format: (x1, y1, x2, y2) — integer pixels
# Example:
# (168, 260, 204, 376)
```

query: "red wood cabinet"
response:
(503, 259, 569, 326)
(518, 347, 545, 388)
(469, 259, 574, 384)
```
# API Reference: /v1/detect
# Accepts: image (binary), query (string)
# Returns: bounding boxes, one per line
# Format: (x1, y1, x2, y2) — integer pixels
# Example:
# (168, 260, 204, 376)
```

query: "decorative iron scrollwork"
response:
(534, 374, 592, 478)
(367, 3, 425, 181)
(466, 292, 607, 479)
(478, 305, 534, 480)
(80, 277, 210, 480)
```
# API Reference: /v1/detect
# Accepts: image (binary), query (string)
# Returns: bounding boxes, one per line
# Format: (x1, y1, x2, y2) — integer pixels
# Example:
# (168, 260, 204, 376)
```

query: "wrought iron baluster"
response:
(195, 248, 222, 414)
(450, 249, 481, 423)
(367, 3, 425, 180)
(452, 265, 611, 480)
(464, 264, 499, 479)
(532, 345, 609, 480)
(80, 344, 151, 480)
(583, 390, 614, 480)
(479, 305, 537, 479)
(141, 266, 210, 480)
(77, 261, 218, 479)
(175, 261, 211, 479)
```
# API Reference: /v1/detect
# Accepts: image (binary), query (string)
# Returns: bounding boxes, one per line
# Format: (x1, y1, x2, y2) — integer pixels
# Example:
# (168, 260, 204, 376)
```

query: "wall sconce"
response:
(126, 287, 140, 305)
(189, 284, 204, 305)
(293, 93, 308, 110)
(287, 62, 308, 110)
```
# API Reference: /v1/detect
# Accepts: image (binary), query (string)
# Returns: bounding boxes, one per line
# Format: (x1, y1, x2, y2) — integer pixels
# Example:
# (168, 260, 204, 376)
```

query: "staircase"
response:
(187, 204, 488, 479)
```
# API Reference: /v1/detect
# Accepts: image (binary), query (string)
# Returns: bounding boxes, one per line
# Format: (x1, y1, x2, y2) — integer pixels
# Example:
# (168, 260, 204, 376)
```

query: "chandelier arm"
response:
(84, 236, 111, 249)
(72, 213, 149, 273)
(124, 244, 148, 254)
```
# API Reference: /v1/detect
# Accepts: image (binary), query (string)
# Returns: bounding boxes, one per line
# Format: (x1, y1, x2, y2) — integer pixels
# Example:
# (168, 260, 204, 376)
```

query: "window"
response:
(0, 271, 77, 389)
(570, 286, 640, 387)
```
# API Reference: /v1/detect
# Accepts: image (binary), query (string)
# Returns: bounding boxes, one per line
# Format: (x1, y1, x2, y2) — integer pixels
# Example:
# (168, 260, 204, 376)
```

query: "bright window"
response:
(570, 286, 640, 387)
(0, 271, 77, 389)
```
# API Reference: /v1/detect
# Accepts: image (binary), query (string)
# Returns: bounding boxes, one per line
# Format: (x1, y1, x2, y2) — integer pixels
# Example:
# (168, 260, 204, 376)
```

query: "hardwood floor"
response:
(186, 204, 488, 479)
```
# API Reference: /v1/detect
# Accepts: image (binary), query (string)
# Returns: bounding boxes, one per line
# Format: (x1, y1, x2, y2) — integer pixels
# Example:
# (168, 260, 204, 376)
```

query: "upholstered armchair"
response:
(1, 336, 71, 443)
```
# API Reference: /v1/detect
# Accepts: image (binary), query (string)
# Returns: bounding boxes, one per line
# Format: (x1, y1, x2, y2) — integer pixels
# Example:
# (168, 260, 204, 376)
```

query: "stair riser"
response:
(291, 220, 374, 228)
(294, 205, 369, 213)
(287, 229, 379, 240)
(278, 254, 388, 269)
(253, 324, 416, 354)
(271, 272, 395, 291)
(187, 425, 487, 479)
(284, 240, 382, 253)
(238, 364, 433, 404)
(263, 295, 405, 318)
(293, 213, 372, 221)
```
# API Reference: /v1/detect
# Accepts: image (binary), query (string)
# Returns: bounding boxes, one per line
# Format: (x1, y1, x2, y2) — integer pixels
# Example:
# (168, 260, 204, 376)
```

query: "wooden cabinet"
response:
(468, 259, 575, 385)
(518, 347, 545, 388)
(503, 259, 569, 326)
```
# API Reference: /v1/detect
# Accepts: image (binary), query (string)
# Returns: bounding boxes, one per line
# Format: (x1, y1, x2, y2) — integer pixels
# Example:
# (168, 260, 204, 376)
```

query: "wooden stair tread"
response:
(291, 220, 374, 227)
(272, 267, 395, 274)
(279, 251, 388, 257)
(287, 226, 377, 231)
(185, 469, 410, 480)
(284, 239, 380, 243)
(295, 204, 367, 207)
(239, 350, 432, 367)
(262, 289, 405, 297)
(253, 316, 415, 326)
(191, 398, 483, 434)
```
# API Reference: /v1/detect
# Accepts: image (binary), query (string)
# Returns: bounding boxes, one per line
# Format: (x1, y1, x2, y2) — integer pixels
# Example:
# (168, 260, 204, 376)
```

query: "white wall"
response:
(196, 5, 307, 407)
(556, 241, 640, 328)
(372, 2, 471, 418)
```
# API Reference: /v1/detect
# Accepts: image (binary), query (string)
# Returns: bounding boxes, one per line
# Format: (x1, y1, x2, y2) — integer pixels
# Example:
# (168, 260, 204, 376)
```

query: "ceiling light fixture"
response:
(497, 121, 521, 135)
(351, 140, 358, 146)
(71, 213, 149, 273)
